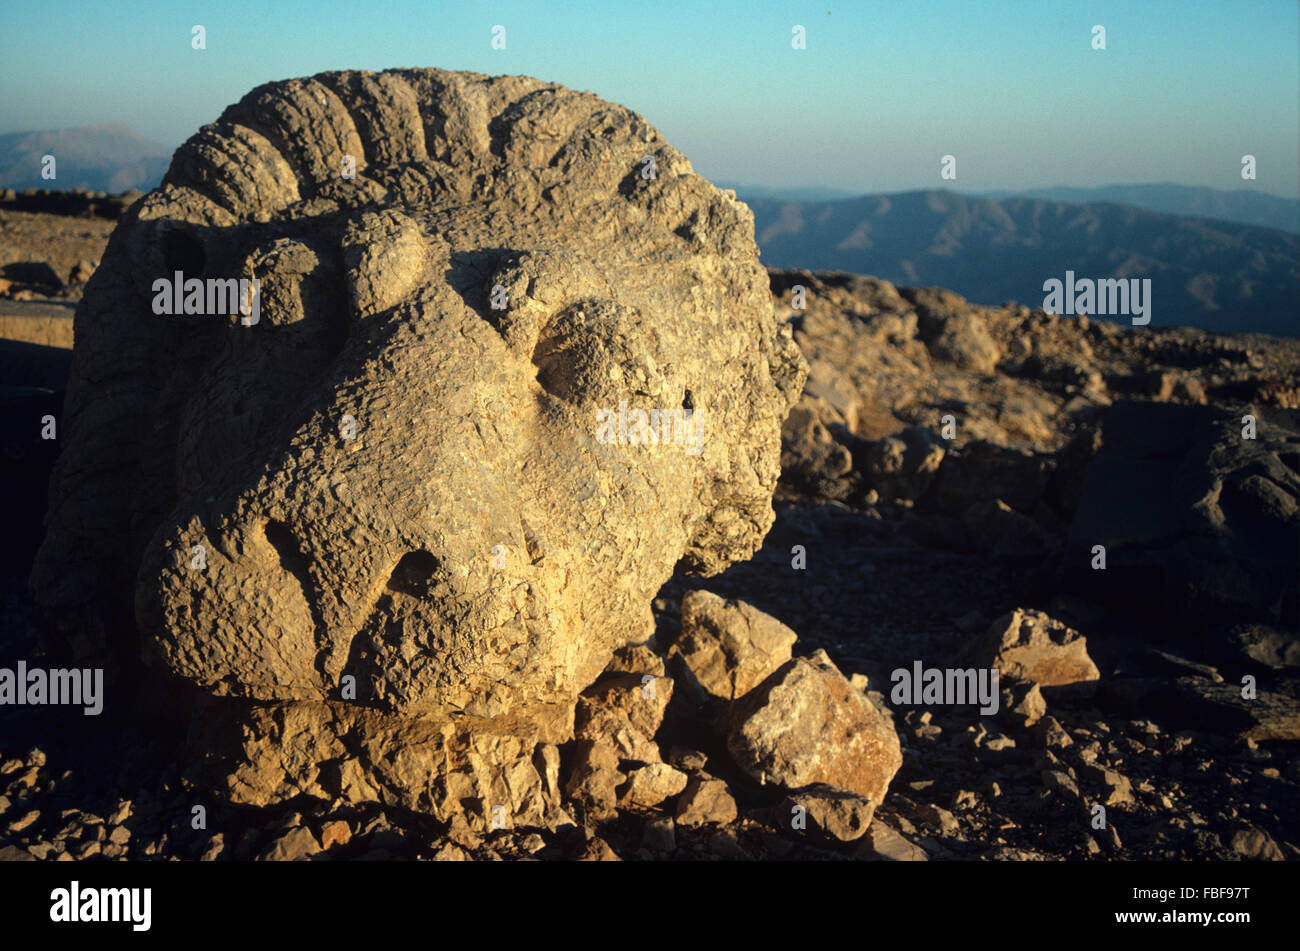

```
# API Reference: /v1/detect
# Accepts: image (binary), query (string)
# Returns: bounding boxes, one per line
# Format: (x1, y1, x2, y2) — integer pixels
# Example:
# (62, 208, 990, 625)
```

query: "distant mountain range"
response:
(975, 184, 1300, 235)
(719, 182, 863, 204)
(1, 127, 1296, 336)
(740, 189, 1299, 337)
(727, 182, 1300, 235)
(0, 124, 170, 193)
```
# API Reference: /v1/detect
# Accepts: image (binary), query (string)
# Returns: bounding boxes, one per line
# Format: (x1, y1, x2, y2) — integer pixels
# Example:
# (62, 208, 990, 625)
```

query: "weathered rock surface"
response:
(674, 775, 738, 828)
(726, 649, 902, 803)
(573, 672, 673, 763)
(669, 590, 797, 702)
(620, 763, 688, 808)
(781, 783, 877, 842)
(976, 608, 1100, 687)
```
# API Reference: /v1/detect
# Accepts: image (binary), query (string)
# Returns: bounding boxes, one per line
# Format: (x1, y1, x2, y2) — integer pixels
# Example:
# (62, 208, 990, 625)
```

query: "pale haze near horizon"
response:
(2, 0, 1297, 199)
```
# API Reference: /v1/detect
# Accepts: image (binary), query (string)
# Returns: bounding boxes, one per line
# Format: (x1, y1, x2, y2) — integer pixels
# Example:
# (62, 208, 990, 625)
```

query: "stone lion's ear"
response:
(341, 209, 430, 317)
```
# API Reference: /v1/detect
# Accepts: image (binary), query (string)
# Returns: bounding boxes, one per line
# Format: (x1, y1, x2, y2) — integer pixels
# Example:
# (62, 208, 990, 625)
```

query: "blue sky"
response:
(2, 0, 1297, 197)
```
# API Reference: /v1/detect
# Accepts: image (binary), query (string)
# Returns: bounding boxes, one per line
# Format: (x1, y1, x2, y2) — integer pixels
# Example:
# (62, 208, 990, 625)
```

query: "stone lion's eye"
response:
(531, 299, 668, 408)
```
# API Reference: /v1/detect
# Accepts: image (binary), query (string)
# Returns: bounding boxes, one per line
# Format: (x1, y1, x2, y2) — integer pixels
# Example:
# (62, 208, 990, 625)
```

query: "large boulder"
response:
(31, 67, 806, 822)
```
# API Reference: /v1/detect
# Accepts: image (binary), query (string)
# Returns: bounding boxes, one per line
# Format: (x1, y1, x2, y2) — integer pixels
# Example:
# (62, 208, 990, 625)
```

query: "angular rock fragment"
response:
(860, 426, 945, 502)
(669, 590, 797, 702)
(781, 783, 876, 842)
(674, 776, 738, 827)
(781, 395, 855, 499)
(258, 826, 320, 861)
(855, 821, 927, 861)
(1229, 825, 1284, 861)
(1080, 764, 1134, 806)
(999, 680, 1047, 728)
(726, 650, 902, 803)
(563, 741, 625, 822)
(574, 672, 673, 763)
(978, 608, 1100, 687)
(620, 763, 688, 808)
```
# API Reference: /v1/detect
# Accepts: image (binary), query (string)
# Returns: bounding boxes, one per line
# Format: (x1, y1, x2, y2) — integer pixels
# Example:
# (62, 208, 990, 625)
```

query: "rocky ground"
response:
(0, 197, 1296, 861)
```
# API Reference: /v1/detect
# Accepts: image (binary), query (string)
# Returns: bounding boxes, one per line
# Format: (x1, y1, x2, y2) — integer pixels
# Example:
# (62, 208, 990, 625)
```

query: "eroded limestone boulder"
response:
(31, 67, 805, 821)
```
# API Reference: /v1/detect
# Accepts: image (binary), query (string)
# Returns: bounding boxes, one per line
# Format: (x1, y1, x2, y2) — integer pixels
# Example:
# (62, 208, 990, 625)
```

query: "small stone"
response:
(1229, 826, 1284, 861)
(201, 834, 225, 861)
(620, 763, 688, 808)
(564, 740, 626, 821)
(726, 650, 902, 804)
(1042, 770, 1081, 799)
(519, 833, 546, 854)
(431, 841, 469, 861)
(1033, 715, 1075, 750)
(675, 776, 738, 828)
(914, 803, 960, 834)
(669, 590, 798, 702)
(978, 608, 1100, 686)
(666, 747, 709, 772)
(856, 822, 927, 861)
(319, 819, 351, 850)
(1100, 824, 1122, 851)
(782, 784, 877, 842)
(574, 836, 621, 861)
(69, 259, 97, 284)
(445, 814, 483, 851)
(1081, 765, 1134, 806)
(257, 826, 320, 861)
(108, 825, 131, 846)
(983, 732, 1016, 752)
(1000, 681, 1046, 728)
(8, 809, 39, 834)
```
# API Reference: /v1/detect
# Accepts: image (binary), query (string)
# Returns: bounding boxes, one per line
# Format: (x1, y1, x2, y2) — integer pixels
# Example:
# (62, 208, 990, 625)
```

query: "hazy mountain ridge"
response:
(741, 189, 1299, 337)
(976, 183, 1300, 235)
(0, 124, 171, 193)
